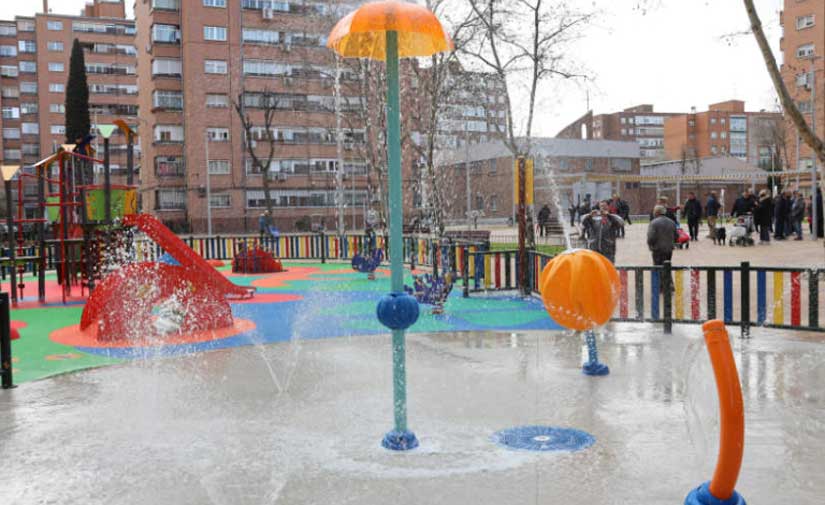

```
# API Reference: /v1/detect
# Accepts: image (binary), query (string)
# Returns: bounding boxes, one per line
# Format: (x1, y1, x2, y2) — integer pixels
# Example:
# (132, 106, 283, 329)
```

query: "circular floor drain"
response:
(492, 426, 595, 452)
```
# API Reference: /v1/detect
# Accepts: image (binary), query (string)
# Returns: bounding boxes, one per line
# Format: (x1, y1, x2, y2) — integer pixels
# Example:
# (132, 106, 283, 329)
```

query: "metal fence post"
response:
(810, 268, 820, 329)
(462, 246, 469, 298)
(663, 261, 673, 334)
(1, 292, 14, 389)
(740, 261, 750, 338)
(320, 231, 326, 264)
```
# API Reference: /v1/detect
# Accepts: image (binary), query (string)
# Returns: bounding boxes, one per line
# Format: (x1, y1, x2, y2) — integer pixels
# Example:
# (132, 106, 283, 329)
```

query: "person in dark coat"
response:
(537, 204, 551, 237)
(817, 188, 825, 238)
(731, 189, 757, 217)
(773, 191, 789, 240)
(791, 190, 806, 240)
(754, 190, 772, 243)
(683, 192, 702, 241)
(705, 191, 721, 240)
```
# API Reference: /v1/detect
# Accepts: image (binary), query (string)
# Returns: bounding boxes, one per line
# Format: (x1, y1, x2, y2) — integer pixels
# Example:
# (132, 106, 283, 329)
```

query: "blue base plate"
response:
(685, 482, 746, 505)
(382, 430, 419, 451)
(582, 361, 610, 376)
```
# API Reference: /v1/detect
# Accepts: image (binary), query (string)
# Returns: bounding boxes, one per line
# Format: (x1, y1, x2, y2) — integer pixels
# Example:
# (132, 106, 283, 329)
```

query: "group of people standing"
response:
(732, 188, 824, 242)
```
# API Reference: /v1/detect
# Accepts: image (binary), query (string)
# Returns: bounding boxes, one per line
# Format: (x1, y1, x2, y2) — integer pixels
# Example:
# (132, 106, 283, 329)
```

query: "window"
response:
(797, 71, 812, 87)
(2, 128, 20, 139)
(710, 131, 718, 139)
(206, 93, 229, 107)
(154, 125, 184, 143)
(798, 157, 814, 170)
(156, 189, 186, 210)
(89, 83, 137, 95)
(152, 24, 180, 43)
(711, 145, 718, 155)
(721, 131, 727, 139)
(243, 59, 287, 76)
(47, 41, 63, 52)
(152, 0, 180, 9)
(710, 117, 716, 124)
(73, 22, 135, 35)
(50, 125, 65, 135)
(729, 116, 747, 131)
(86, 63, 135, 75)
(584, 159, 594, 172)
(1, 87, 18, 98)
(207, 127, 229, 141)
(729, 132, 747, 158)
(688, 119, 695, 127)
(209, 193, 231, 208)
(22, 144, 38, 156)
(18, 61, 35, 73)
(797, 100, 813, 113)
(151, 58, 181, 76)
(204, 59, 227, 74)
(620, 117, 626, 124)
(47, 20, 63, 31)
(797, 15, 815, 30)
(208, 160, 231, 176)
(48, 62, 64, 72)
(0, 65, 17, 77)
(797, 43, 815, 58)
(49, 83, 65, 93)
(620, 128, 626, 135)
(204, 0, 227, 6)
(21, 123, 38, 134)
(611, 158, 632, 172)
(155, 156, 184, 176)
(21, 103, 37, 114)
(0, 25, 17, 37)
(3, 149, 21, 160)
(489, 195, 498, 212)
(204, 26, 227, 41)
(153, 90, 183, 109)
(0, 45, 16, 57)
(17, 20, 34, 32)
(1, 106, 18, 119)
(242, 28, 280, 45)
(19, 82, 35, 94)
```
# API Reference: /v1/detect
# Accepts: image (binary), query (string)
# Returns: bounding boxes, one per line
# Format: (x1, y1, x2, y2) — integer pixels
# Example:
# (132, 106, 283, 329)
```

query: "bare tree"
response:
(233, 89, 280, 216)
(462, 0, 596, 156)
(405, 0, 482, 237)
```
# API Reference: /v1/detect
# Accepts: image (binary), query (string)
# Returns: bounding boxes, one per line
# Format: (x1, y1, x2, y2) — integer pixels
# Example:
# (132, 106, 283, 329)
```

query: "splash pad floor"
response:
(1, 325, 824, 504)
(2, 262, 825, 503)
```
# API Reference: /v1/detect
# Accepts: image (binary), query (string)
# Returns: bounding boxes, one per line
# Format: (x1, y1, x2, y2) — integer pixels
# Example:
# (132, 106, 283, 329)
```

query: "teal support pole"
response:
(378, 30, 419, 451)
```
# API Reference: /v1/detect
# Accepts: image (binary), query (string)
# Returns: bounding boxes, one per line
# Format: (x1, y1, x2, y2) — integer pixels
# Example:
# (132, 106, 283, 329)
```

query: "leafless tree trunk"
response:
(232, 90, 281, 217)
(463, 0, 595, 157)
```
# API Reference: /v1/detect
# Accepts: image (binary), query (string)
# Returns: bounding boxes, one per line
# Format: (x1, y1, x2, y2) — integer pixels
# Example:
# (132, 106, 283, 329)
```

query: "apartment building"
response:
(136, 0, 372, 233)
(556, 105, 681, 160)
(0, 0, 138, 187)
(779, 0, 825, 172)
(663, 100, 783, 168)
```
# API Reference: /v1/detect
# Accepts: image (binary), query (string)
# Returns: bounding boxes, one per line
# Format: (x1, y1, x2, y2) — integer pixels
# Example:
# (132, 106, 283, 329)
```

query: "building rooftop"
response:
(438, 137, 640, 164)
(641, 156, 764, 177)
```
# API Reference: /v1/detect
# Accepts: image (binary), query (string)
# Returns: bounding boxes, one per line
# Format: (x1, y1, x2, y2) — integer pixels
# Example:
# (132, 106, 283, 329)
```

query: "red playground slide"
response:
(124, 214, 255, 300)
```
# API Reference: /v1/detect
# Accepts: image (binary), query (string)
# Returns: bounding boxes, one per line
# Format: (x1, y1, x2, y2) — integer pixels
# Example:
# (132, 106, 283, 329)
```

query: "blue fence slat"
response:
(724, 270, 733, 323)
(757, 270, 766, 323)
(651, 270, 660, 320)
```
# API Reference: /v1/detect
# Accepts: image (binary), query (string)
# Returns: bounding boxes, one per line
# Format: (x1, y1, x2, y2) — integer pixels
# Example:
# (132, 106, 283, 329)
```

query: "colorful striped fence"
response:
(525, 253, 824, 336)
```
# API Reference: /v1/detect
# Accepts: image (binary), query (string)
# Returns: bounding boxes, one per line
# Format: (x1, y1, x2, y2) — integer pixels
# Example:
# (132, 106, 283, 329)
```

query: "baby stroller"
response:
(674, 222, 690, 249)
(728, 214, 755, 247)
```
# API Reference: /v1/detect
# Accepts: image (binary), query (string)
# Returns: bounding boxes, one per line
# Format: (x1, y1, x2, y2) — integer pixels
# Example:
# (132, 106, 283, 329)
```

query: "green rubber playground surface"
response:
(8, 261, 557, 384)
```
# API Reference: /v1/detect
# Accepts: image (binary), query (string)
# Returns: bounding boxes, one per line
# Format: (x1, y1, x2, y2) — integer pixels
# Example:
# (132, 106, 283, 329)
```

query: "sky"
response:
(0, 0, 787, 137)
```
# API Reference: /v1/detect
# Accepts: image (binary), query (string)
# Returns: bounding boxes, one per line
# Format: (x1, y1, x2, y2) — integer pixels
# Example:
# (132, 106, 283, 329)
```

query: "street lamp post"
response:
(205, 130, 212, 237)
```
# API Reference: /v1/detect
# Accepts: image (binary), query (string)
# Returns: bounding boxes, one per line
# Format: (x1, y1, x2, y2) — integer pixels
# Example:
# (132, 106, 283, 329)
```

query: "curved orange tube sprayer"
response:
(703, 319, 745, 501)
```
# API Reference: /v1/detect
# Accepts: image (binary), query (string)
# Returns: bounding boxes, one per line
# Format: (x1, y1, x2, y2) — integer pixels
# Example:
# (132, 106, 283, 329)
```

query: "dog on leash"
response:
(713, 225, 726, 245)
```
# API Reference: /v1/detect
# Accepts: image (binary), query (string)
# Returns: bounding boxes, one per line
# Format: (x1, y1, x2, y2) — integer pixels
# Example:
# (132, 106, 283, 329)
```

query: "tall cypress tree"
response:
(65, 38, 90, 144)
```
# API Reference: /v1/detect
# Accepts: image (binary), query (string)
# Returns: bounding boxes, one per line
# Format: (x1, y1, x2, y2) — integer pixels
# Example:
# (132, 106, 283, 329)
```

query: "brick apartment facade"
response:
(437, 138, 642, 222)
(0, 0, 138, 204)
(556, 105, 681, 160)
(780, 0, 825, 173)
(663, 100, 783, 169)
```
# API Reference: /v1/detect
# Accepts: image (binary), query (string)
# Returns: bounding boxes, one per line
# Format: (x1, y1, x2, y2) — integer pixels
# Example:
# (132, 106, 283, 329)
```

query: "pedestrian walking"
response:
(580, 201, 624, 263)
(258, 210, 271, 242)
(773, 190, 789, 240)
(683, 192, 702, 241)
(647, 205, 677, 291)
(705, 191, 721, 240)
